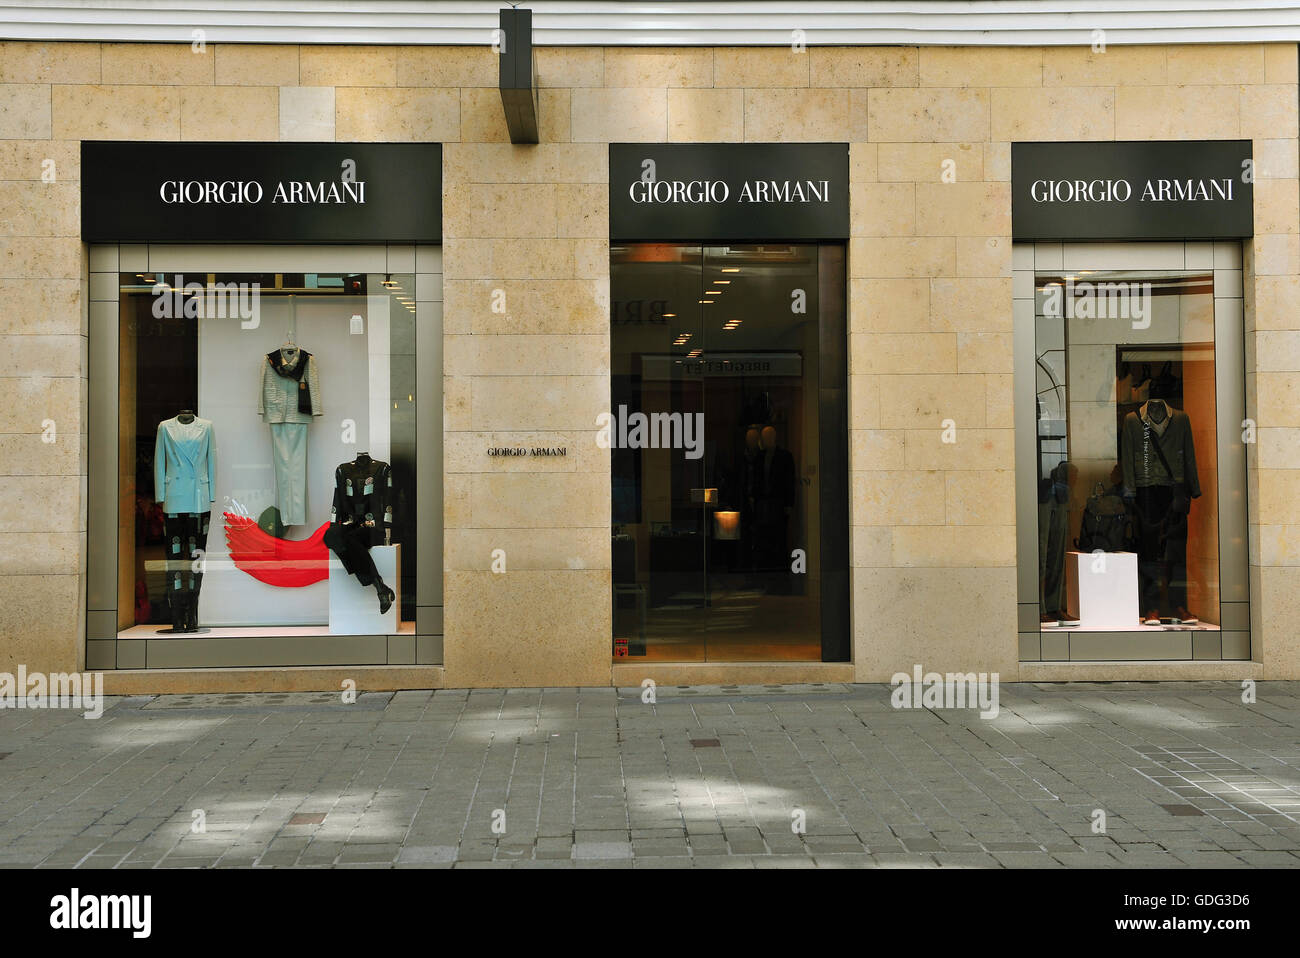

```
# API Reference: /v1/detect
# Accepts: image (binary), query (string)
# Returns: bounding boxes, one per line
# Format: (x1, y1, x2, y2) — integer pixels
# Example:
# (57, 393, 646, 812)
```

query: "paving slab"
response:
(2, 682, 1298, 869)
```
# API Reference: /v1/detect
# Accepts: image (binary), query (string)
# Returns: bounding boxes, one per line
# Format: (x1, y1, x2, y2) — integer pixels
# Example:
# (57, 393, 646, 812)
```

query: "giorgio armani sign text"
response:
(82, 142, 441, 243)
(1012, 140, 1253, 241)
(627, 177, 832, 205)
(610, 143, 849, 241)
(157, 179, 367, 205)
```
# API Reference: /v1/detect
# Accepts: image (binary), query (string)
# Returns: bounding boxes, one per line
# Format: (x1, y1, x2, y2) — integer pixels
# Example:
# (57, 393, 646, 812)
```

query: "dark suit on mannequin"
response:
(323, 452, 396, 613)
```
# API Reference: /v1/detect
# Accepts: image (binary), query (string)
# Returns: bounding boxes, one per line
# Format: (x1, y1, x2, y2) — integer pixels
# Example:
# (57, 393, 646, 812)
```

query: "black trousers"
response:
(1134, 485, 1189, 616)
(164, 511, 209, 630)
(326, 525, 381, 587)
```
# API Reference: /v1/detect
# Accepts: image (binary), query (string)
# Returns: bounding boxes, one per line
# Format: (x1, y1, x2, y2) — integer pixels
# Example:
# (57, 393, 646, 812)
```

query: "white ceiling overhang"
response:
(1, 0, 1298, 46)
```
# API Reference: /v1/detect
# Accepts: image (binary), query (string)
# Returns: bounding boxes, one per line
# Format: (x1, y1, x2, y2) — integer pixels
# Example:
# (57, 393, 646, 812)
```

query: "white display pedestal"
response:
(1065, 550, 1138, 630)
(329, 544, 400, 634)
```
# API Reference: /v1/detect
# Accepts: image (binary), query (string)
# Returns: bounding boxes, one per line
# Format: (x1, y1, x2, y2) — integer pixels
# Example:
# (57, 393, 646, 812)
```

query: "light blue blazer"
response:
(154, 416, 216, 515)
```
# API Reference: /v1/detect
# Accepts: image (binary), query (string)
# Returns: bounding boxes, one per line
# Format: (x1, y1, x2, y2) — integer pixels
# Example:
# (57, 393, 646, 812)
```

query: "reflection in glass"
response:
(1035, 270, 1219, 633)
(117, 271, 417, 635)
(610, 244, 828, 661)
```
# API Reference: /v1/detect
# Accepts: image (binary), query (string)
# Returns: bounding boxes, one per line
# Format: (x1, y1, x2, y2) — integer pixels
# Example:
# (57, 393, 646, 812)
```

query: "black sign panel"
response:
(82, 141, 441, 243)
(610, 143, 849, 241)
(1012, 140, 1253, 241)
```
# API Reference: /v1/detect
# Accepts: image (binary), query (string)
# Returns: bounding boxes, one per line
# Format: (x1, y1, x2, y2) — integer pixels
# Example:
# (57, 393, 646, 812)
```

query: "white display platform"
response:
(1064, 549, 1139, 630)
(328, 544, 400, 634)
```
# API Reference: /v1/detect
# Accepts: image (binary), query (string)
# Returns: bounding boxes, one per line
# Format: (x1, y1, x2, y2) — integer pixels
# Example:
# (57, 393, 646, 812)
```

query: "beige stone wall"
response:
(0, 40, 1296, 685)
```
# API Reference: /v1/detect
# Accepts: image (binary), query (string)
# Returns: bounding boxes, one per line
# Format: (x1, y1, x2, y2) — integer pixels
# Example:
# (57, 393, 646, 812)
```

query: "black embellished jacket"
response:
(328, 456, 394, 547)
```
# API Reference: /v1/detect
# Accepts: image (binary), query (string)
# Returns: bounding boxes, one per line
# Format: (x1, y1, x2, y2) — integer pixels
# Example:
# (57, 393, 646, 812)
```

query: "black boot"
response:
(375, 579, 395, 615)
(170, 582, 187, 632)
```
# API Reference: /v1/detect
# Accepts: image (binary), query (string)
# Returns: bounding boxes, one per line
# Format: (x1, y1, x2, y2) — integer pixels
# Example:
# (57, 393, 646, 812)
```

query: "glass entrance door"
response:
(611, 243, 842, 662)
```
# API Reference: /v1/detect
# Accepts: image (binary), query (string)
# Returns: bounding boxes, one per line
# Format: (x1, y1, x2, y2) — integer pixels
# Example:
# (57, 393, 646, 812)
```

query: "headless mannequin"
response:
(161, 407, 208, 633)
(1128, 395, 1195, 622)
(326, 451, 396, 613)
(358, 452, 392, 612)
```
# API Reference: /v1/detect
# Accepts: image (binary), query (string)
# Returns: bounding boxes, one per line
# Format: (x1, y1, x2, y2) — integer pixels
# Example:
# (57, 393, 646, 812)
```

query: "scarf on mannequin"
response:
(267, 348, 313, 415)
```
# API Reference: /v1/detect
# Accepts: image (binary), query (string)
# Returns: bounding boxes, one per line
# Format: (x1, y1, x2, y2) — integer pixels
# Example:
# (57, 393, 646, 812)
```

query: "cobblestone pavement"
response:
(1, 682, 1298, 869)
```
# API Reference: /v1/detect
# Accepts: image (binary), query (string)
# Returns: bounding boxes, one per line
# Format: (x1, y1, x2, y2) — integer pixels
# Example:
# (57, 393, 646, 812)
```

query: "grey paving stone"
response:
(632, 840, 691, 858)
(632, 857, 695, 869)
(338, 843, 400, 863)
(3, 682, 1299, 870)
(902, 838, 943, 852)
(573, 841, 633, 860)
(396, 845, 457, 864)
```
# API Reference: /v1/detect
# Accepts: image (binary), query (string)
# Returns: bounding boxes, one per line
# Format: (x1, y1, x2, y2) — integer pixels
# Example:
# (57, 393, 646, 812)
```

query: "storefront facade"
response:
(1, 13, 1297, 689)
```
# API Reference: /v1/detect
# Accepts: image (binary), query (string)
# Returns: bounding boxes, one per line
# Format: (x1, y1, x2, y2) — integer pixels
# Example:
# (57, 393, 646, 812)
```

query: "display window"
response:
(1015, 241, 1250, 661)
(114, 269, 418, 640)
(1035, 269, 1219, 632)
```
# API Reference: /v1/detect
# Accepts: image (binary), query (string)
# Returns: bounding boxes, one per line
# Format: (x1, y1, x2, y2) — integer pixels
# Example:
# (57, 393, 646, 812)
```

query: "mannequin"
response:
(323, 451, 396, 613)
(154, 408, 216, 633)
(1147, 397, 1167, 425)
(1121, 389, 1200, 625)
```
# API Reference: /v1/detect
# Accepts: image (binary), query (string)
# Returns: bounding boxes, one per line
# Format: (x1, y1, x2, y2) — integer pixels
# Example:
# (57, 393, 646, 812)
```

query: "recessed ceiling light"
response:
(714, 280, 731, 285)
(705, 290, 721, 295)
(721, 268, 740, 273)
(663, 312, 676, 318)
(698, 299, 713, 304)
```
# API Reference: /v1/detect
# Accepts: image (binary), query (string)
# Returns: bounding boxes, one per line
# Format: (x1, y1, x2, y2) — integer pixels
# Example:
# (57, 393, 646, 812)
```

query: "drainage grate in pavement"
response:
(618, 683, 855, 703)
(1160, 804, 1206, 817)
(287, 813, 327, 825)
(690, 739, 722, 748)
(140, 691, 391, 711)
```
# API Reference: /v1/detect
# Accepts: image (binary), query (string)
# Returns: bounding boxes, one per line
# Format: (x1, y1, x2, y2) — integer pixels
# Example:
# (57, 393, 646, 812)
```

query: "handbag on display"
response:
(1076, 482, 1134, 553)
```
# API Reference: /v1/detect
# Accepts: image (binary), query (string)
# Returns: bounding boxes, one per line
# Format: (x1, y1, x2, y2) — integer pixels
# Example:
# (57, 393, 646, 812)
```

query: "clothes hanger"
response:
(279, 329, 300, 366)
(281, 298, 300, 357)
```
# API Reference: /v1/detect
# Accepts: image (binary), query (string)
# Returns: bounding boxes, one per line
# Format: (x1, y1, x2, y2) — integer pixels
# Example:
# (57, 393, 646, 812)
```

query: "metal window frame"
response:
(85, 243, 444, 670)
(1013, 240, 1251, 662)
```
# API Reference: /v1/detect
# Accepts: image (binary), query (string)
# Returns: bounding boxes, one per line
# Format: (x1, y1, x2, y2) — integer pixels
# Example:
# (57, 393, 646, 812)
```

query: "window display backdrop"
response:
(197, 293, 392, 626)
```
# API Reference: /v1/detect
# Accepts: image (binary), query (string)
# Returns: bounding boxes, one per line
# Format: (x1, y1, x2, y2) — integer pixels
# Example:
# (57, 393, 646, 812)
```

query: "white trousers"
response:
(269, 422, 309, 526)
